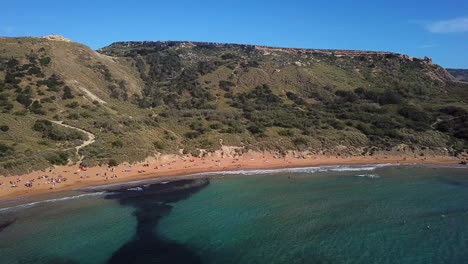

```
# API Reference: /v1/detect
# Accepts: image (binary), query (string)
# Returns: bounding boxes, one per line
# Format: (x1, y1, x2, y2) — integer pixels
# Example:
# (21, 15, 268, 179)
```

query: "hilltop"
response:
(0, 36, 467, 175)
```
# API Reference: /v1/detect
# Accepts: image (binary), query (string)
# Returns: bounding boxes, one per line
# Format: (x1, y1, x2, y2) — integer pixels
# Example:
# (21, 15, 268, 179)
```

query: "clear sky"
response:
(1, 0, 467, 68)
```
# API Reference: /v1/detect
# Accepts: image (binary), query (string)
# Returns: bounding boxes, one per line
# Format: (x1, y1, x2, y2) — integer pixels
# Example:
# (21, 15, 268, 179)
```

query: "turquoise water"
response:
(0, 165, 467, 263)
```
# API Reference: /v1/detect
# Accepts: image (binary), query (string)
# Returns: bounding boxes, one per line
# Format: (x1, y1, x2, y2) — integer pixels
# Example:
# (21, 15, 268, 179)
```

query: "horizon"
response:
(1, 0, 468, 68)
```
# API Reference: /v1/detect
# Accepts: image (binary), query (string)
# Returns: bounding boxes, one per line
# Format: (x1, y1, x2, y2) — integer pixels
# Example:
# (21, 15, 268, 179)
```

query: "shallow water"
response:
(0, 165, 467, 263)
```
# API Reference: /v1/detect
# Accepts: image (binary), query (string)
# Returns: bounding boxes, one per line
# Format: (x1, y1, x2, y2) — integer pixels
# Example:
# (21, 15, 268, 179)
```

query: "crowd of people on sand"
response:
(0, 155, 284, 192)
(1, 154, 446, 194)
(91, 166, 119, 181)
(0, 174, 70, 189)
(0, 164, 122, 192)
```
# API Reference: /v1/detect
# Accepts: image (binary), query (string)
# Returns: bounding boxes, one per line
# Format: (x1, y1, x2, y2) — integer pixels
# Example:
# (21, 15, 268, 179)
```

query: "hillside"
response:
(0, 37, 467, 175)
(447, 68, 468, 82)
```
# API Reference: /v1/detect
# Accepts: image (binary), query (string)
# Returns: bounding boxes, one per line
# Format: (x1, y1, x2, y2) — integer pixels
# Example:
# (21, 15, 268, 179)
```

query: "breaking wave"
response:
(355, 174, 381, 178)
(127, 187, 143, 191)
(192, 164, 393, 176)
(0, 192, 106, 212)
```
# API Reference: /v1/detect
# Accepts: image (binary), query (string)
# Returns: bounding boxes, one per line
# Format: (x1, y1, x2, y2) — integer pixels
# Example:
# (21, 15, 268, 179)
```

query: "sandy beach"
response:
(0, 152, 461, 200)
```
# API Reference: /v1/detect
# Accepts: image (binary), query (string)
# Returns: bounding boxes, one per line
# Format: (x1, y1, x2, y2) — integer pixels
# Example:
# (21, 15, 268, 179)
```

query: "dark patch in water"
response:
(0, 217, 15, 233)
(106, 179, 209, 264)
(437, 176, 468, 188)
(15, 256, 79, 264)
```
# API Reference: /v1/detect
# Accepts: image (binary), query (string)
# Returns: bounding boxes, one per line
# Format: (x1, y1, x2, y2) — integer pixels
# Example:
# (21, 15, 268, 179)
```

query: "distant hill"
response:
(0, 36, 467, 175)
(446, 68, 468, 82)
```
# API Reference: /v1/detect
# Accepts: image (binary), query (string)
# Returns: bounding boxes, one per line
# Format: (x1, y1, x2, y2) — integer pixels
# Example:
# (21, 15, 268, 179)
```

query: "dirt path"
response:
(51, 121, 96, 160)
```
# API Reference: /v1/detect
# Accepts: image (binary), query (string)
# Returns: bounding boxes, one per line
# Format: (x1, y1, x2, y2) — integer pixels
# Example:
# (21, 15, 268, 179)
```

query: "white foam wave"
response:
(355, 174, 381, 178)
(0, 192, 106, 212)
(192, 164, 392, 177)
(127, 187, 143, 191)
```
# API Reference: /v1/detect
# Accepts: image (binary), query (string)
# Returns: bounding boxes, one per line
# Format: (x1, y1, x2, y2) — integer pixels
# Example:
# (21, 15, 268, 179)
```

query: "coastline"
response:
(0, 152, 462, 201)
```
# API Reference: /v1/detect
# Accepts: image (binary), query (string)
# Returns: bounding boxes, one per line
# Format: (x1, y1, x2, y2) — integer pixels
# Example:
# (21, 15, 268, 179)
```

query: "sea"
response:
(0, 164, 467, 264)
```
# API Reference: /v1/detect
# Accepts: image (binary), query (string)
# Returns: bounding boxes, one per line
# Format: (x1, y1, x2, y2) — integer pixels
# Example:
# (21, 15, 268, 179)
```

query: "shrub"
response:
(4, 72, 21, 84)
(39, 57, 51, 66)
(62, 86, 74, 99)
(356, 123, 373, 135)
(153, 141, 165, 150)
(247, 123, 265, 134)
(0, 143, 14, 158)
(241, 61, 259, 68)
(80, 111, 92, 118)
(30, 101, 45, 115)
(45, 151, 69, 165)
(219, 80, 235, 91)
(286, 92, 306, 105)
(108, 159, 119, 167)
(66, 101, 80, 108)
(439, 106, 467, 117)
(16, 94, 32, 107)
(33, 119, 53, 132)
(454, 128, 468, 140)
(37, 74, 64, 91)
(379, 90, 402, 105)
(190, 121, 208, 134)
(330, 120, 345, 130)
(112, 140, 124, 148)
(221, 123, 244, 134)
(198, 61, 217, 75)
(292, 137, 308, 146)
(335, 90, 358, 102)
(0, 125, 9, 132)
(40, 97, 53, 103)
(38, 140, 51, 146)
(6, 58, 19, 68)
(27, 66, 42, 75)
(435, 121, 450, 132)
(278, 129, 294, 137)
(221, 53, 237, 60)
(185, 131, 201, 139)
(398, 106, 429, 122)
(163, 131, 177, 140)
(209, 123, 223, 130)
(67, 113, 80, 120)
(199, 139, 215, 149)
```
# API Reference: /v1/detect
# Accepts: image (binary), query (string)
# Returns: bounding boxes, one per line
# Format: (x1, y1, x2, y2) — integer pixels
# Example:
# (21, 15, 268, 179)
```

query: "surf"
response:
(0, 191, 106, 212)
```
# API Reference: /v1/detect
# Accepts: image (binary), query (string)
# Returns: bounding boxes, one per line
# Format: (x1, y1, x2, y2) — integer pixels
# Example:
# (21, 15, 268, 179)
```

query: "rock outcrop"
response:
(41, 35, 72, 42)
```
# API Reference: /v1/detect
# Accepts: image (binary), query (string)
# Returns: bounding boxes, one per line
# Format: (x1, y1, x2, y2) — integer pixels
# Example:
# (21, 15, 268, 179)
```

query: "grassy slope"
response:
(0, 38, 467, 175)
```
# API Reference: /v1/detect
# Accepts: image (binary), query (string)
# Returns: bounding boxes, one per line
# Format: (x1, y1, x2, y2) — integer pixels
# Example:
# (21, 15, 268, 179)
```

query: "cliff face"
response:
(105, 40, 434, 62)
(0, 37, 467, 175)
(106, 41, 432, 57)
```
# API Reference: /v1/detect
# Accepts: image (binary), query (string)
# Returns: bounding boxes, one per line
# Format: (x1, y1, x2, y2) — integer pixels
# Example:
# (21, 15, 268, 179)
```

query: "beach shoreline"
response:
(0, 152, 463, 201)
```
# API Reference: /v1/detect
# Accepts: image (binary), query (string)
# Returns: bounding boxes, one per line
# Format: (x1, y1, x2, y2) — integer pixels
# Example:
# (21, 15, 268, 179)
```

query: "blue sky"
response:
(1, 0, 467, 68)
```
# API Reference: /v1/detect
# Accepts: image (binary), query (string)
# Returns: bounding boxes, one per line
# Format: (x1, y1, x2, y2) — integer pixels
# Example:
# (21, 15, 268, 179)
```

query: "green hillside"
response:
(0, 37, 467, 175)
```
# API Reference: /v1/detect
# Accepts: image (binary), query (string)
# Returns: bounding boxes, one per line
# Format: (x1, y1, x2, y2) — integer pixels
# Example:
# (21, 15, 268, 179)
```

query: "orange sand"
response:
(0, 153, 460, 200)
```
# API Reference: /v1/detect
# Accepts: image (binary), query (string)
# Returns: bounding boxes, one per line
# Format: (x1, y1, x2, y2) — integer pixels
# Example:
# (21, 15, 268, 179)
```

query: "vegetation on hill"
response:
(0, 37, 467, 175)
